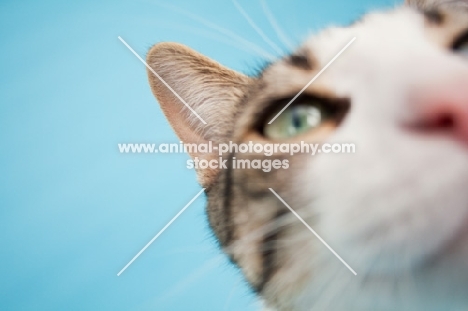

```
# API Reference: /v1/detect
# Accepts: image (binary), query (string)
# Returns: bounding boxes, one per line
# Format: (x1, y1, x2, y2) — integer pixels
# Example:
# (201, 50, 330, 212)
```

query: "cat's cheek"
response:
(304, 130, 468, 275)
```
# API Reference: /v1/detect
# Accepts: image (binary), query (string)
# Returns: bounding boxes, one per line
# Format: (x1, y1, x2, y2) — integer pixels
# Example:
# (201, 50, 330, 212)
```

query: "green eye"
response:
(264, 104, 323, 139)
(260, 95, 349, 140)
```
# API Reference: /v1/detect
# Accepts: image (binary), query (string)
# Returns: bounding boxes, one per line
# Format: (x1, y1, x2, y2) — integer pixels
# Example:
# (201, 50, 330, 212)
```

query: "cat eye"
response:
(452, 31, 468, 57)
(260, 95, 349, 140)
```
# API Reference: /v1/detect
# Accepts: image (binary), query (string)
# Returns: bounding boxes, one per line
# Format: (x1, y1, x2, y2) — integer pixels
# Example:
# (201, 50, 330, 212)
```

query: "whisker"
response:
(259, 0, 296, 51)
(153, 1, 276, 61)
(301, 245, 358, 311)
(223, 280, 240, 311)
(152, 244, 214, 258)
(150, 21, 274, 59)
(222, 209, 315, 255)
(231, 0, 283, 55)
(220, 207, 326, 269)
(152, 254, 225, 305)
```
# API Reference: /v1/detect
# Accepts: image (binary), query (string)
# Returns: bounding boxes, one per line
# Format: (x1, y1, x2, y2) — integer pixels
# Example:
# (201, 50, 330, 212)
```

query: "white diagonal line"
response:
(117, 188, 206, 276)
(268, 188, 357, 276)
(118, 36, 207, 125)
(268, 37, 356, 124)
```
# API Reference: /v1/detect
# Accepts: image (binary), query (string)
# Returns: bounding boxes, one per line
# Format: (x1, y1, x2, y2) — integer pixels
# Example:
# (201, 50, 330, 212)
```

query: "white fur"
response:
(268, 8, 468, 310)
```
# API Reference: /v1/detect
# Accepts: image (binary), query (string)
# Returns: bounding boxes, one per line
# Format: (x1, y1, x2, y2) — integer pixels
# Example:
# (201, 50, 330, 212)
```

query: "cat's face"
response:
(147, 1, 468, 310)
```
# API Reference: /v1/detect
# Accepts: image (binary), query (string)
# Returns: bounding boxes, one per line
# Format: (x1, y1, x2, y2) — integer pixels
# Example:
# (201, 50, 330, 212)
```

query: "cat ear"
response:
(146, 42, 252, 187)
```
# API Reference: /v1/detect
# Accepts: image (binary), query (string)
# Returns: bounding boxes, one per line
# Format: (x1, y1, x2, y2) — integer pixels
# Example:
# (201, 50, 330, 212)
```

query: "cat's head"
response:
(147, 0, 468, 309)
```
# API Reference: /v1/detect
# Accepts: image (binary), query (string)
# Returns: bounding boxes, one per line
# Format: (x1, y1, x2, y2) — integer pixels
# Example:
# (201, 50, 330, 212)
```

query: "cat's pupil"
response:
(290, 105, 321, 136)
(292, 109, 302, 129)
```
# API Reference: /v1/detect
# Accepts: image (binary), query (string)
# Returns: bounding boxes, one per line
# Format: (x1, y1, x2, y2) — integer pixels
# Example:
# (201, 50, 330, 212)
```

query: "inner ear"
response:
(146, 42, 252, 186)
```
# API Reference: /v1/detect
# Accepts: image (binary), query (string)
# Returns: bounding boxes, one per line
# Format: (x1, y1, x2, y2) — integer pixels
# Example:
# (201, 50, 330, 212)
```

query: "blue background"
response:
(0, 0, 398, 310)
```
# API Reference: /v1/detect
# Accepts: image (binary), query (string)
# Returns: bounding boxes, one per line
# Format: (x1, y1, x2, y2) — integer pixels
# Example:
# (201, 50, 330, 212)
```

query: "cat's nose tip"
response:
(410, 80, 468, 144)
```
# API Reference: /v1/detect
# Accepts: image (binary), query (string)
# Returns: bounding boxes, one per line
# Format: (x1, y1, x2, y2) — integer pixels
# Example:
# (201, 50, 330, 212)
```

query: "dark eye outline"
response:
(253, 94, 350, 138)
(451, 29, 468, 51)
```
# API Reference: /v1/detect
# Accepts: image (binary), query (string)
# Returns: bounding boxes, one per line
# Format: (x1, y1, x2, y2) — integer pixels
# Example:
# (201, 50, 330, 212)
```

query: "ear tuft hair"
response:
(146, 42, 253, 186)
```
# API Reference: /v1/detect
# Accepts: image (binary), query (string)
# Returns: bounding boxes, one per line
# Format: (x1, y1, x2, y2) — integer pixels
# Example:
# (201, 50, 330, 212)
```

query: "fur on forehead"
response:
(407, 0, 468, 11)
(227, 12, 385, 141)
(231, 5, 468, 142)
(272, 5, 468, 78)
(231, 8, 422, 139)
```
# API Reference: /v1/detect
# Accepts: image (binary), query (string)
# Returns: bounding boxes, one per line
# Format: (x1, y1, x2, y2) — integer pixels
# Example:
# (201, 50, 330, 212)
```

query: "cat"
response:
(146, 0, 468, 310)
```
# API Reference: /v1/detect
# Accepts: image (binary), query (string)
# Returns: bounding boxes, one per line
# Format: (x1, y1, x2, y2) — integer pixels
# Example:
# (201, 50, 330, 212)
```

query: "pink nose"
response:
(411, 80, 468, 144)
